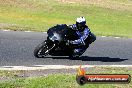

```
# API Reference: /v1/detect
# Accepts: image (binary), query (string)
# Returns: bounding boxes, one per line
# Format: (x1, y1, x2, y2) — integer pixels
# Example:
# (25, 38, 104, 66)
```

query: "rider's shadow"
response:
(50, 56, 128, 62)
(76, 56, 128, 62)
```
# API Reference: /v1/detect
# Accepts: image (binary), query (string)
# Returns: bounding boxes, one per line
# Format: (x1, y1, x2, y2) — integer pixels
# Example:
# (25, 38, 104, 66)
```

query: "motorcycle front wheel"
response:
(34, 40, 55, 58)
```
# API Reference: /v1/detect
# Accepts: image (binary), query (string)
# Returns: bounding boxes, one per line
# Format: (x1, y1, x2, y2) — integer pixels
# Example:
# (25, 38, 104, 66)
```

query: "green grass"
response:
(0, 67, 132, 88)
(0, 74, 131, 88)
(0, 74, 116, 88)
(0, 0, 132, 37)
(0, 70, 24, 78)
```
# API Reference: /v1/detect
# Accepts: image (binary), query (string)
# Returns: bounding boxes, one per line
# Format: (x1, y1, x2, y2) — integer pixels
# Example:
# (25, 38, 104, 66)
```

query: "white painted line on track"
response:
(24, 31, 32, 32)
(0, 65, 90, 70)
(1, 29, 132, 40)
(101, 36, 106, 37)
(43, 32, 47, 33)
(115, 37, 120, 38)
(0, 65, 132, 70)
(3, 30, 10, 32)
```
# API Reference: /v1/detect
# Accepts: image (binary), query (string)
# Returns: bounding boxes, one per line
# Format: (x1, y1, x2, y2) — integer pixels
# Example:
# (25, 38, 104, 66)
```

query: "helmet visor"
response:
(76, 22, 85, 30)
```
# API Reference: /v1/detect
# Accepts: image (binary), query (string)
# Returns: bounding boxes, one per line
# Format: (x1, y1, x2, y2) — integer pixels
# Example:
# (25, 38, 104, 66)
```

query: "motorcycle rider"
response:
(68, 17, 95, 57)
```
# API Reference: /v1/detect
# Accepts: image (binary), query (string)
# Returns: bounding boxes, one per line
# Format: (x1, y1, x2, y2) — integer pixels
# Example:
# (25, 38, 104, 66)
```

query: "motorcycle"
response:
(34, 24, 96, 58)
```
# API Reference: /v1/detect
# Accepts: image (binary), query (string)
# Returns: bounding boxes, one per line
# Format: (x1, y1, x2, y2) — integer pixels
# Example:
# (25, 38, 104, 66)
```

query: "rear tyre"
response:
(34, 40, 49, 58)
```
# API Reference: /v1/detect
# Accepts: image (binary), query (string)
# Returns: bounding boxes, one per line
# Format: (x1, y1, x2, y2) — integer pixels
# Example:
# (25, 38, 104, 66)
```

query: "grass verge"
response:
(0, 0, 132, 38)
(0, 67, 132, 88)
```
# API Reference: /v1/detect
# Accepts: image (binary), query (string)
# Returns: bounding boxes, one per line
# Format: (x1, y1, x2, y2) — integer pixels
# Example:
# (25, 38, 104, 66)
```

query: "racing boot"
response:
(70, 49, 85, 58)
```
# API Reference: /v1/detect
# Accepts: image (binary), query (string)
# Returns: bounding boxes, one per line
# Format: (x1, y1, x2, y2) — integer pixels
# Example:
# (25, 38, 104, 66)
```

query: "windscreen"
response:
(47, 24, 69, 39)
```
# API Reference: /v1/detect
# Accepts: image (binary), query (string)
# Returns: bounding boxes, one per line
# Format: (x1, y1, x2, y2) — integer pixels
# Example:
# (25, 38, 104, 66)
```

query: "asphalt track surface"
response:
(0, 30, 132, 66)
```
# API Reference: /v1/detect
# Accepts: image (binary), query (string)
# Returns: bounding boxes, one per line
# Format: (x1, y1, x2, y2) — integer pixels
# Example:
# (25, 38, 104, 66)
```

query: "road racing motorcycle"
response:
(34, 24, 96, 58)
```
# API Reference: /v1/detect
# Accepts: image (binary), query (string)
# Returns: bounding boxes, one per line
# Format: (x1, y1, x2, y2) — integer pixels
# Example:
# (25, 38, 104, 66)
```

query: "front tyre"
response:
(34, 40, 49, 58)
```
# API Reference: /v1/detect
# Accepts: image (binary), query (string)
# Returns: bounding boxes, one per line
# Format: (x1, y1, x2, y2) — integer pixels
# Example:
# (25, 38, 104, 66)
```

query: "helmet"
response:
(76, 17, 86, 31)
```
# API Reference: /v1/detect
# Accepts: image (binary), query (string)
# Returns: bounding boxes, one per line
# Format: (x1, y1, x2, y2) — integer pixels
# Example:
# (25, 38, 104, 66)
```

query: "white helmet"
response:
(76, 17, 86, 30)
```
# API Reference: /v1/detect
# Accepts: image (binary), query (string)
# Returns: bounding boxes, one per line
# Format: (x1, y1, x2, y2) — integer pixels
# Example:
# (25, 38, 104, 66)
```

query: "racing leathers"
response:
(69, 24, 91, 57)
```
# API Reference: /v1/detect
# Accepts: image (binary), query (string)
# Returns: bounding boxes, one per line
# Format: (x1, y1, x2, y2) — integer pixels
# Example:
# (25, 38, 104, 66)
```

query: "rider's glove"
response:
(66, 40, 73, 46)
(67, 25, 73, 30)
